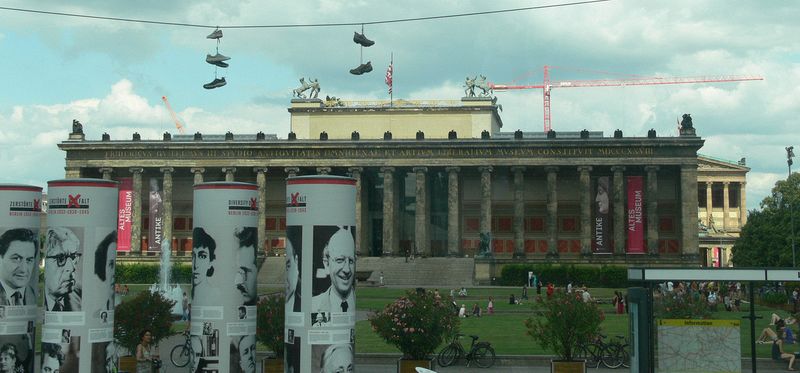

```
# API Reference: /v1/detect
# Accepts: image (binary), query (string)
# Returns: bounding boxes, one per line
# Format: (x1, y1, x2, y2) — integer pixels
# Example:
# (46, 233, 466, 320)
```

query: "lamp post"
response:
(787, 146, 796, 267)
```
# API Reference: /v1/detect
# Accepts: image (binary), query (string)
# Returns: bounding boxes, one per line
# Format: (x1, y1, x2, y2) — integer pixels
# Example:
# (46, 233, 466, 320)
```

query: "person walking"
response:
(487, 296, 494, 315)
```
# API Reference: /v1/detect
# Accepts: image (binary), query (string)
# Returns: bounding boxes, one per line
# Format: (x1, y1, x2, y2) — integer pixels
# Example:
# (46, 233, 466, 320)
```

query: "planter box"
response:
(262, 357, 284, 373)
(118, 356, 137, 373)
(397, 358, 434, 373)
(551, 359, 586, 373)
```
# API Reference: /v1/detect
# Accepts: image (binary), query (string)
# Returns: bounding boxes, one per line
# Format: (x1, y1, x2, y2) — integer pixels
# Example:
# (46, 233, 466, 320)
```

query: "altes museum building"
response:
(57, 97, 748, 267)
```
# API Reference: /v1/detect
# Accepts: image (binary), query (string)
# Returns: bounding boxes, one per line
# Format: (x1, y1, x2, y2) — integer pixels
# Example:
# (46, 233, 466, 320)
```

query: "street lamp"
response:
(785, 146, 796, 267)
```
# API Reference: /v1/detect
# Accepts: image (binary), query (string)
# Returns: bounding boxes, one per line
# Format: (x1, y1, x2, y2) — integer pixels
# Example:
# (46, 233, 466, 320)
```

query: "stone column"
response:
(348, 167, 364, 256)
(191, 167, 205, 185)
(130, 167, 144, 254)
(254, 167, 268, 254)
(681, 164, 700, 257)
(381, 167, 395, 256)
(545, 166, 558, 258)
(739, 182, 747, 225)
(65, 167, 81, 179)
(612, 166, 626, 255)
(511, 166, 526, 258)
(706, 182, 713, 228)
(578, 166, 592, 255)
(223, 167, 236, 182)
(446, 167, 461, 257)
(99, 167, 113, 180)
(160, 167, 174, 251)
(723, 181, 730, 232)
(316, 167, 331, 175)
(645, 166, 660, 255)
(285, 167, 299, 178)
(478, 166, 493, 237)
(413, 167, 429, 257)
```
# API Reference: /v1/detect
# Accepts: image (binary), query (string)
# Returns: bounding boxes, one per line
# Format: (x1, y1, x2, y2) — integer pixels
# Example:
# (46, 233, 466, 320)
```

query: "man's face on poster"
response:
(238, 335, 256, 372)
(105, 343, 116, 372)
(42, 355, 59, 373)
(192, 246, 212, 286)
(0, 239, 36, 290)
(45, 234, 80, 298)
(285, 241, 299, 301)
(235, 246, 257, 304)
(324, 233, 354, 298)
(322, 345, 353, 373)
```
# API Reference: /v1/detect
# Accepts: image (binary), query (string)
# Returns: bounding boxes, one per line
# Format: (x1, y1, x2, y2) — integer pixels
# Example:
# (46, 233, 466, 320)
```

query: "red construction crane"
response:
(161, 96, 186, 134)
(490, 65, 764, 133)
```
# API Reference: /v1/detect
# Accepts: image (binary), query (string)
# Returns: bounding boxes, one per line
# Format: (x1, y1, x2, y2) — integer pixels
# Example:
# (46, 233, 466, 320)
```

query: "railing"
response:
(339, 99, 463, 108)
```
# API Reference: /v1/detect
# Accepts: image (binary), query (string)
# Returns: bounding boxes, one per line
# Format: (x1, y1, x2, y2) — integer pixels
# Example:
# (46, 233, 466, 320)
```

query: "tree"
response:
(732, 173, 800, 267)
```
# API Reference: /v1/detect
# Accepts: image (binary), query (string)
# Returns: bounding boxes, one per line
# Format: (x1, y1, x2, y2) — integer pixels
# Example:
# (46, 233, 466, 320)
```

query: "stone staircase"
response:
(257, 256, 475, 287)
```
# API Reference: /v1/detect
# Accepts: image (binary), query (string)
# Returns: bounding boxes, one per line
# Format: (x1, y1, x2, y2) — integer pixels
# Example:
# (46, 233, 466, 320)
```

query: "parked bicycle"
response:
(436, 333, 496, 368)
(576, 334, 625, 369)
(170, 330, 194, 368)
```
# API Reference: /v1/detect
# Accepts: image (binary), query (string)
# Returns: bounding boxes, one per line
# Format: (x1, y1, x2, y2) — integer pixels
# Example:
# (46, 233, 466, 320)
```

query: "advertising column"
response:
(0, 184, 42, 373)
(285, 176, 356, 373)
(44, 179, 119, 373)
(191, 182, 258, 373)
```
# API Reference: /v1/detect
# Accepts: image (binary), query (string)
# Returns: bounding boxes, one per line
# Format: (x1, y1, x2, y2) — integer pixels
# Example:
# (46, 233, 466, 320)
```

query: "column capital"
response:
(129, 167, 144, 174)
(99, 167, 114, 174)
(253, 167, 268, 174)
(644, 165, 660, 172)
(610, 166, 626, 173)
(413, 166, 428, 174)
(159, 167, 174, 174)
(723, 181, 730, 186)
(284, 167, 300, 176)
(576, 166, 592, 173)
(681, 164, 698, 171)
(706, 181, 714, 186)
(740, 181, 747, 187)
(316, 167, 332, 175)
(445, 166, 460, 173)
(380, 166, 395, 174)
(222, 167, 237, 173)
(510, 166, 526, 173)
(347, 167, 363, 174)
(544, 166, 558, 174)
(477, 166, 493, 173)
(190, 167, 205, 174)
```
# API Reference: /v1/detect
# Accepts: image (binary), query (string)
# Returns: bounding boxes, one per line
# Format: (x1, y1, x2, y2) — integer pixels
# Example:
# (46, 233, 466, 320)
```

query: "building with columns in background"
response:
(56, 97, 747, 272)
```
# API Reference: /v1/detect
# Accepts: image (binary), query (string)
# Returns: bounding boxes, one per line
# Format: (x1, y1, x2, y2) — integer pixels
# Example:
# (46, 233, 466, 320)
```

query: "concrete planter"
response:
(397, 357, 434, 373)
(262, 357, 284, 373)
(551, 359, 586, 373)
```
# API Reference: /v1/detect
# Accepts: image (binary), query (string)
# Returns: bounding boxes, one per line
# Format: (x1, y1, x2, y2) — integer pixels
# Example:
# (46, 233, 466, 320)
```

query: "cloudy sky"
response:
(0, 1, 797, 210)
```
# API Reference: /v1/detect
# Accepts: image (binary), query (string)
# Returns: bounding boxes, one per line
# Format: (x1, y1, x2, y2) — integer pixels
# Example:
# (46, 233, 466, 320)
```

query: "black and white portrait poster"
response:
(312, 343, 354, 373)
(286, 175, 356, 373)
(285, 225, 302, 325)
(45, 178, 118, 372)
(284, 335, 301, 373)
(192, 182, 258, 373)
(0, 184, 42, 373)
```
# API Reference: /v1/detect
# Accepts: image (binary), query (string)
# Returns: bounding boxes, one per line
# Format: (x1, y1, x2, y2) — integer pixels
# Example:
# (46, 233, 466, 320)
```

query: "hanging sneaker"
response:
(206, 53, 231, 63)
(349, 61, 373, 75)
(209, 60, 229, 68)
(207, 29, 223, 39)
(362, 61, 373, 73)
(353, 31, 375, 47)
(202, 77, 227, 89)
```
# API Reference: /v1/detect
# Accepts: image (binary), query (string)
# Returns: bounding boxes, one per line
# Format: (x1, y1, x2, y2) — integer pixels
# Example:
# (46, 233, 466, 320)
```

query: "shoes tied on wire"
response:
(353, 31, 374, 47)
(350, 61, 373, 75)
(203, 77, 227, 90)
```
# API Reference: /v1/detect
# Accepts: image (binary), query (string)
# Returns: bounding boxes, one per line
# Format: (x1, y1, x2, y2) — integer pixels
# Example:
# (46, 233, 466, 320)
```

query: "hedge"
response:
(116, 262, 193, 284)
(499, 264, 628, 288)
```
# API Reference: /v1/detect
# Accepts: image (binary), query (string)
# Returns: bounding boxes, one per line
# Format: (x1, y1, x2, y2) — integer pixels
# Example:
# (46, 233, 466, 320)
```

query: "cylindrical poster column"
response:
(0, 184, 42, 373)
(44, 178, 119, 373)
(285, 176, 356, 373)
(191, 182, 258, 373)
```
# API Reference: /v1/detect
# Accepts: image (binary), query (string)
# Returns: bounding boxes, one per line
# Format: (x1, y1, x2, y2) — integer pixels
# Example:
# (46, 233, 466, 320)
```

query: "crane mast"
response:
(161, 96, 186, 134)
(490, 65, 764, 133)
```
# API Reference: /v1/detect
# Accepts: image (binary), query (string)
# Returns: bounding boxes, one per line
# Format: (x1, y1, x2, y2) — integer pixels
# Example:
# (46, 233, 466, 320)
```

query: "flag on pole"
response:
(385, 60, 393, 95)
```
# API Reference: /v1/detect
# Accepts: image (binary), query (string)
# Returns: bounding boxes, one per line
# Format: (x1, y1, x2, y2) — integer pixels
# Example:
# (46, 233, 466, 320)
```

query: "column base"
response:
(546, 252, 559, 259)
(512, 252, 526, 259)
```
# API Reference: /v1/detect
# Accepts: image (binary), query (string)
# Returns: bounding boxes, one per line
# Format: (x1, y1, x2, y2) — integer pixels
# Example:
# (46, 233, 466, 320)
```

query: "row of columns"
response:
(704, 181, 748, 230)
(98, 164, 698, 258)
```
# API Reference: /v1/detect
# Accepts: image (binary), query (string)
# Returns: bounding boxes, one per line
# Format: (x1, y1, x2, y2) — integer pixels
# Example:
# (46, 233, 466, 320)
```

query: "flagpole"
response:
(390, 53, 394, 107)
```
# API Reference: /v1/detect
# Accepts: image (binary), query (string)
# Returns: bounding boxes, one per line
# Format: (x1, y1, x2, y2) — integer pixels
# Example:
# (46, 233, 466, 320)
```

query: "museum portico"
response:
(58, 97, 707, 266)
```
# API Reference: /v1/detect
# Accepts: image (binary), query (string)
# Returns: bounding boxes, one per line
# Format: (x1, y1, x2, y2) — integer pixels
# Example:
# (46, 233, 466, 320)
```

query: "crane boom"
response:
(490, 65, 764, 132)
(161, 96, 186, 134)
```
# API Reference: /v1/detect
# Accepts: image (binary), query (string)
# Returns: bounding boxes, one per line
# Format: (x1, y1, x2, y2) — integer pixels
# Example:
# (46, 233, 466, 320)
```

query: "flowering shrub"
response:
(369, 289, 459, 360)
(256, 293, 285, 356)
(653, 291, 713, 319)
(114, 290, 177, 355)
(524, 291, 604, 361)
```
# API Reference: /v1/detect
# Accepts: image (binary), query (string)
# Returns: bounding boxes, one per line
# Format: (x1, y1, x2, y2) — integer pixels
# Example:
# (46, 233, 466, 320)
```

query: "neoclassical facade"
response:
(58, 97, 708, 266)
(697, 155, 749, 267)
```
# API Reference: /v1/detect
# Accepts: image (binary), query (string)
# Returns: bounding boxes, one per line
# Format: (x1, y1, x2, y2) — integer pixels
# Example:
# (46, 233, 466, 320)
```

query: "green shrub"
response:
(499, 264, 627, 288)
(116, 263, 192, 284)
(762, 292, 789, 306)
(256, 293, 285, 355)
(114, 291, 177, 355)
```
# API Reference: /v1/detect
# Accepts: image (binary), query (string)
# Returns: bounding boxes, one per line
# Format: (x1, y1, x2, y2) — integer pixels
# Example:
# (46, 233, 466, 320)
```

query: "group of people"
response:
(757, 314, 800, 370)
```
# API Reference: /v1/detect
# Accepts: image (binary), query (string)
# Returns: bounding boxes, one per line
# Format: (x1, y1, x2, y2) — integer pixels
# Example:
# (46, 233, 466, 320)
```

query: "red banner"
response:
(117, 178, 133, 251)
(626, 176, 645, 254)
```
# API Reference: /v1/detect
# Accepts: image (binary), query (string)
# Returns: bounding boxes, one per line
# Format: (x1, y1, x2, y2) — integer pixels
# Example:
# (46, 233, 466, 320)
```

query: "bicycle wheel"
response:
(581, 343, 602, 368)
(601, 344, 623, 369)
(471, 345, 496, 368)
(437, 345, 459, 367)
(170, 344, 191, 367)
(621, 345, 631, 368)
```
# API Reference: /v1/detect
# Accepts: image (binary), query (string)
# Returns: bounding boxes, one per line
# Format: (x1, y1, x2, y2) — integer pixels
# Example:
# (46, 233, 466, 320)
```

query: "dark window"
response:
(698, 184, 707, 208)
(712, 184, 724, 208)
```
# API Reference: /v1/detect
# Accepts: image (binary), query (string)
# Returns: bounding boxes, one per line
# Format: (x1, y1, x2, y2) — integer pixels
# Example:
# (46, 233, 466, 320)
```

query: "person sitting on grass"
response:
(787, 325, 796, 345)
(772, 329, 797, 371)
(471, 303, 481, 317)
(758, 320, 785, 344)
(772, 313, 798, 326)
